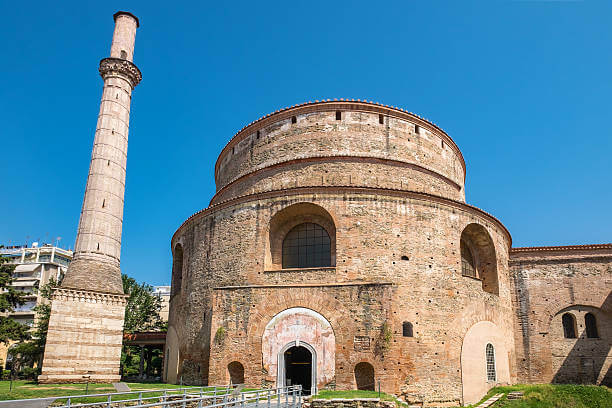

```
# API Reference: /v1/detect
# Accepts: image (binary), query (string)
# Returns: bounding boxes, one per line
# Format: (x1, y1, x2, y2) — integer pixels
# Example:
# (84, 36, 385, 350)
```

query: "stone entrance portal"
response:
(281, 343, 314, 394)
(262, 307, 335, 394)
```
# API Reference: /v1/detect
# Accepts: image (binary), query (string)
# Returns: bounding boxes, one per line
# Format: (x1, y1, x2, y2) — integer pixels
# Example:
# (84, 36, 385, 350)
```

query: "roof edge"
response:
(511, 243, 612, 253)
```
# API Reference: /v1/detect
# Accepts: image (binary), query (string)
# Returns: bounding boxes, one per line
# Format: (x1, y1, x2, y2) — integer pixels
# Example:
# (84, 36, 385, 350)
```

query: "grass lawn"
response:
(0, 380, 211, 402)
(470, 384, 612, 408)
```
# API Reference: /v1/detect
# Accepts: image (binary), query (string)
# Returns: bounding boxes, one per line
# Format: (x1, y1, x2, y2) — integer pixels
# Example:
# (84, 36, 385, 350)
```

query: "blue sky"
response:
(1, 1, 610, 286)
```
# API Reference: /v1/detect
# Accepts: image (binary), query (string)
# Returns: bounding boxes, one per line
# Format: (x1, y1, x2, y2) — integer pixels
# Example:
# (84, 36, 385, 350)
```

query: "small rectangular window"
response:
(415, 125, 420, 134)
(379, 114, 384, 125)
(256, 130, 260, 139)
(291, 116, 297, 124)
(336, 111, 342, 120)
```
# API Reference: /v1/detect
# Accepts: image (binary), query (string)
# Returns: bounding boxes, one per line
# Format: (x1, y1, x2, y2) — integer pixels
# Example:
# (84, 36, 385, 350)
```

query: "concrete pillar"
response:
(39, 11, 141, 384)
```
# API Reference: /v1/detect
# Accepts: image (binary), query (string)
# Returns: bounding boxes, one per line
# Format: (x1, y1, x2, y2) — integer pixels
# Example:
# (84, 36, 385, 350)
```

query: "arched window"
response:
(354, 362, 375, 391)
(585, 313, 599, 338)
(228, 361, 244, 385)
(171, 244, 183, 296)
(460, 224, 499, 295)
(562, 313, 577, 338)
(460, 240, 476, 278)
(402, 322, 413, 337)
(485, 343, 496, 382)
(282, 223, 331, 268)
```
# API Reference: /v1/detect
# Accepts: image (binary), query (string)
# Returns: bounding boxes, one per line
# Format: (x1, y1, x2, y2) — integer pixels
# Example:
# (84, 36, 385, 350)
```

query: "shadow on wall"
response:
(552, 290, 612, 386)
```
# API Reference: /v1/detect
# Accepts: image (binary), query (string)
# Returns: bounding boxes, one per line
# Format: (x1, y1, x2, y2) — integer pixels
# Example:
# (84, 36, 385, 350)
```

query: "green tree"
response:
(0, 249, 31, 345)
(121, 273, 165, 378)
(7, 277, 60, 376)
(122, 273, 164, 333)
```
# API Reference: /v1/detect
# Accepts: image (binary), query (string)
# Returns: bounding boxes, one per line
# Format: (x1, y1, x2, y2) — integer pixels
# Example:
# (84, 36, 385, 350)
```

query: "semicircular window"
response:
(282, 222, 331, 268)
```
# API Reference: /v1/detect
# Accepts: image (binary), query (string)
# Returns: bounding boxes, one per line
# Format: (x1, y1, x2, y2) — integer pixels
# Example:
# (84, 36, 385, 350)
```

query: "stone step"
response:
(475, 393, 504, 408)
(506, 391, 524, 400)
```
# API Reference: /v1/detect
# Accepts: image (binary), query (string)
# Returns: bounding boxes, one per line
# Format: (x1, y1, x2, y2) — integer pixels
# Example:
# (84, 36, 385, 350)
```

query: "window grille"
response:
(486, 343, 496, 382)
(461, 240, 476, 278)
(282, 223, 331, 268)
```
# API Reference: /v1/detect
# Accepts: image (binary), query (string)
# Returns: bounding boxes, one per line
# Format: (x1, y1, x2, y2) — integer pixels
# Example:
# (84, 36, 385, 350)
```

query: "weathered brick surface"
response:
(168, 189, 515, 406)
(167, 101, 608, 406)
(509, 246, 612, 386)
(213, 103, 466, 203)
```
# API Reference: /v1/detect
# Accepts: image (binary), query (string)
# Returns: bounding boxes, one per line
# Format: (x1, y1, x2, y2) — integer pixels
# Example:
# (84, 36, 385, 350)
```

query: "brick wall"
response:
(169, 190, 515, 405)
(509, 245, 612, 386)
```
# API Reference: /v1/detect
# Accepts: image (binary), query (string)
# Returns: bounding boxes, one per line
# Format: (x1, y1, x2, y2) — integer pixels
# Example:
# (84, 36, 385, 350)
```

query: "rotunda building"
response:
(166, 100, 516, 406)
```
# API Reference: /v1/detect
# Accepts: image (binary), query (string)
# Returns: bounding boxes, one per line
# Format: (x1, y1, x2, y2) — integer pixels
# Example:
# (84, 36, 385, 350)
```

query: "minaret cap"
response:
(113, 11, 139, 27)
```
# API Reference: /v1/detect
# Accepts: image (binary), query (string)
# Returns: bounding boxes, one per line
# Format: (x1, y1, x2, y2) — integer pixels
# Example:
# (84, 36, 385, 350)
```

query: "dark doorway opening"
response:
(354, 362, 375, 390)
(284, 346, 312, 394)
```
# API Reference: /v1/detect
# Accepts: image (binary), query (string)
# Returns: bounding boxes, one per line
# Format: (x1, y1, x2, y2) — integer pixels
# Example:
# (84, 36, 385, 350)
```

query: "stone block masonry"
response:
(38, 289, 127, 383)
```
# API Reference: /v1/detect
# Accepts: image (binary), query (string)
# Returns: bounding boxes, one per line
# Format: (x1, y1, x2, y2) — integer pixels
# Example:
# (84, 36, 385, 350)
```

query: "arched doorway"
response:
(228, 361, 244, 385)
(284, 346, 312, 393)
(278, 341, 317, 395)
(354, 362, 375, 390)
(262, 308, 335, 394)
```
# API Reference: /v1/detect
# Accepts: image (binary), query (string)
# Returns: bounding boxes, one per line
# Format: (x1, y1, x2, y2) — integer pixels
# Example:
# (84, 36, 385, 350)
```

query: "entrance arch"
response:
(278, 341, 316, 394)
(262, 307, 335, 394)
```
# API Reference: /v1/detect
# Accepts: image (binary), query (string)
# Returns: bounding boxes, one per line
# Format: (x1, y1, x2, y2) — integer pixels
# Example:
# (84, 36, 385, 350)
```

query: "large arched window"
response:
(171, 244, 184, 296)
(562, 313, 577, 338)
(460, 240, 476, 278)
(282, 223, 331, 268)
(459, 224, 499, 295)
(585, 313, 599, 338)
(485, 343, 496, 382)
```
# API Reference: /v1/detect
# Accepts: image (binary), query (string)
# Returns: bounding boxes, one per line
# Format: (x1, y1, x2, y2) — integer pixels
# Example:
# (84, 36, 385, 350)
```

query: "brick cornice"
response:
(172, 185, 511, 248)
(509, 243, 612, 262)
(211, 155, 463, 205)
(511, 243, 612, 253)
(213, 282, 394, 290)
(214, 100, 466, 183)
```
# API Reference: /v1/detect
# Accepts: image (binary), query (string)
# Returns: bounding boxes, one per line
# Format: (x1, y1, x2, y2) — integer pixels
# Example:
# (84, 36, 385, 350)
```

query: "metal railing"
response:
(0, 385, 303, 408)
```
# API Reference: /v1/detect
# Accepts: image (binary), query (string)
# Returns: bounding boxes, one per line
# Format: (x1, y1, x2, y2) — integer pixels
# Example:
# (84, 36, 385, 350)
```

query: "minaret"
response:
(39, 11, 141, 383)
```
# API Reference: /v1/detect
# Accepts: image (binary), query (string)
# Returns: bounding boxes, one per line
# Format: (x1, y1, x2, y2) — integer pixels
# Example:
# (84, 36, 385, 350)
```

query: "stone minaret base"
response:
(38, 289, 127, 383)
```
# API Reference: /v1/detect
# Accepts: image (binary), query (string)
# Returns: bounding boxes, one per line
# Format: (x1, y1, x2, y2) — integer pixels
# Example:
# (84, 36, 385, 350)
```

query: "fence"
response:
(0, 384, 303, 408)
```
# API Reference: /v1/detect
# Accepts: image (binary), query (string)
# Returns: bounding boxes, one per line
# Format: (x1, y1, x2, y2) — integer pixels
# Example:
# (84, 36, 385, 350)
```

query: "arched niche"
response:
(460, 223, 499, 295)
(171, 243, 184, 297)
(266, 203, 336, 270)
(461, 321, 510, 405)
(228, 361, 245, 385)
(354, 362, 375, 390)
(261, 307, 335, 393)
(164, 325, 180, 384)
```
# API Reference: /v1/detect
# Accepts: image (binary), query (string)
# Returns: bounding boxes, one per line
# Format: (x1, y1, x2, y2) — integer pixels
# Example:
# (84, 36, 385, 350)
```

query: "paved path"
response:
(0, 398, 56, 408)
